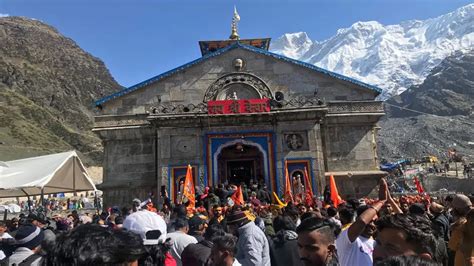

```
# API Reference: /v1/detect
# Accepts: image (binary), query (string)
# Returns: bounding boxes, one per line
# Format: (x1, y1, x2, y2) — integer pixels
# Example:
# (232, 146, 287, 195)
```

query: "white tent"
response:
(0, 151, 96, 198)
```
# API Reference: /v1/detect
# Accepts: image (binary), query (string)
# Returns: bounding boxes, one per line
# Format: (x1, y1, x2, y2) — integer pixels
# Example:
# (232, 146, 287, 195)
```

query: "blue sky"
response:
(1, 0, 472, 87)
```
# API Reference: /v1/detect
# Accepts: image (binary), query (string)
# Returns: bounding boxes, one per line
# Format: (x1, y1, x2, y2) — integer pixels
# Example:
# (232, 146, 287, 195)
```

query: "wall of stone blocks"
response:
(421, 176, 474, 195)
(99, 127, 157, 207)
(100, 47, 378, 116)
(324, 124, 378, 172)
(326, 175, 380, 198)
(103, 186, 157, 208)
(103, 138, 155, 184)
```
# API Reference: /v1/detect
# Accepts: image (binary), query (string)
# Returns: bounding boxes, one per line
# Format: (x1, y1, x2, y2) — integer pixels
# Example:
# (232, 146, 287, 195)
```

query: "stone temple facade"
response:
(93, 37, 386, 206)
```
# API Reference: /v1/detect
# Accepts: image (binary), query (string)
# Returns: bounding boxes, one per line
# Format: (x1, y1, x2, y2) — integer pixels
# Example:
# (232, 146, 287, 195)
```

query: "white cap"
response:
(123, 210, 167, 245)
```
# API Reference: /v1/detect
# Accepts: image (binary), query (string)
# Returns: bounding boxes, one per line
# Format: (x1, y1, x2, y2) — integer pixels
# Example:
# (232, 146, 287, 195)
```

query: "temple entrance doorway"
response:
(217, 143, 264, 186)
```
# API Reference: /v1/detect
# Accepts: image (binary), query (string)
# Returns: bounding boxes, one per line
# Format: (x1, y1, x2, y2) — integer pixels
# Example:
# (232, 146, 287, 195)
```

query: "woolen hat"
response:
(123, 210, 167, 245)
(15, 225, 45, 249)
(452, 194, 472, 210)
(226, 209, 255, 226)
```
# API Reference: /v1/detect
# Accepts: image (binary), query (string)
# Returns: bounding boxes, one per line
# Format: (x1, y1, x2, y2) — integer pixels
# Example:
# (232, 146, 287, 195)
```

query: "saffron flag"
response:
(231, 185, 244, 206)
(303, 167, 314, 206)
(284, 161, 294, 203)
(329, 175, 342, 207)
(272, 192, 287, 208)
(414, 176, 424, 194)
(183, 165, 195, 209)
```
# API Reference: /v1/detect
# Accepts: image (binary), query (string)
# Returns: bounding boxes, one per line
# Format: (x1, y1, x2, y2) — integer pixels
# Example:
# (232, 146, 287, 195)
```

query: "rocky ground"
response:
(378, 50, 474, 162)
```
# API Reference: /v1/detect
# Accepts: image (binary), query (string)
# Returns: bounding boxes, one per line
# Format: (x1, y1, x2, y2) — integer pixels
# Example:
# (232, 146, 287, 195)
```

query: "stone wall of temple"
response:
(323, 124, 378, 172)
(94, 45, 384, 206)
(99, 48, 378, 116)
(97, 127, 157, 206)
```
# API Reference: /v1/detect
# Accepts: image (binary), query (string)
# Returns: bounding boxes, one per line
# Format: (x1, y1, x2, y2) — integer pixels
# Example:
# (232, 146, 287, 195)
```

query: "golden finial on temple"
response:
(229, 6, 240, 40)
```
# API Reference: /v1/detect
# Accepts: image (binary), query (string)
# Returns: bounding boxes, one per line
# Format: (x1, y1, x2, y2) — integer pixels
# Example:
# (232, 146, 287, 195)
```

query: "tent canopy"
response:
(0, 151, 96, 198)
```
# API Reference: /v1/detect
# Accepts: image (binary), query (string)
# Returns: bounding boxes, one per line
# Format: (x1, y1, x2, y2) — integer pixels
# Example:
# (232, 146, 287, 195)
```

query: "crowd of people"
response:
(17, 193, 101, 213)
(0, 178, 473, 266)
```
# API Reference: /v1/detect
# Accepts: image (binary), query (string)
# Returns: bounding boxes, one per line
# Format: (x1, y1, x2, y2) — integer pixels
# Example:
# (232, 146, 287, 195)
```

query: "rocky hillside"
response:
(378, 50, 474, 161)
(0, 17, 121, 164)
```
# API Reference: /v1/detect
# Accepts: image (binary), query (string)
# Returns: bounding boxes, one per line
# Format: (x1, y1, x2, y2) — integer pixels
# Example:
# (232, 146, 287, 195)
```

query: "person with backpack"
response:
(5, 225, 44, 265)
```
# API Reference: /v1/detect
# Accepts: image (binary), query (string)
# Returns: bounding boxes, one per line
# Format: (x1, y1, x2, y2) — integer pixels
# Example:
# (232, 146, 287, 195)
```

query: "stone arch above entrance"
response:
(213, 139, 270, 187)
(203, 73, 273, 102)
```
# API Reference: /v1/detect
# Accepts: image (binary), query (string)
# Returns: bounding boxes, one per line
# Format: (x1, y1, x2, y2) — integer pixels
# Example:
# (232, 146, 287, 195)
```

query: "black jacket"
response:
(270, 230, 303, 266)
(432, 212, 450, 241)
(181, 239, 213, 266)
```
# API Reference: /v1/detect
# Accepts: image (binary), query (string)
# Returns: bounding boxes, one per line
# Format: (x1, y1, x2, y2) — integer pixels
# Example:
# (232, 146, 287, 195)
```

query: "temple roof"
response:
(95, 42, 382, 106)
(199, 38, 271, 56)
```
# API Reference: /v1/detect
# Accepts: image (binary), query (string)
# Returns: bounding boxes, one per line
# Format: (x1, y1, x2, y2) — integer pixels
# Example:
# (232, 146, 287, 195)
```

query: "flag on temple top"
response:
(284, 161, 294, 203)
(233, 6, 240, 21)
(231, 185, 244, 206)
(303, 167, 314, 206)
(329, 175, 343, 207)
(272, 192, 287, 208)
(183, 165, 195, 209)
(414, 176, 424, 194)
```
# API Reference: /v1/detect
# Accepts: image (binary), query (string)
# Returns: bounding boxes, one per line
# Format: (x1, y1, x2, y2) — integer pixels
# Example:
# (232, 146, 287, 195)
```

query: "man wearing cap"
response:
(226, 208, 270, 266)
(123, 210, 176, 265)
(448, 194, 472, 266)
(28, 214, 56, 247)
(7, 224, 44, 265)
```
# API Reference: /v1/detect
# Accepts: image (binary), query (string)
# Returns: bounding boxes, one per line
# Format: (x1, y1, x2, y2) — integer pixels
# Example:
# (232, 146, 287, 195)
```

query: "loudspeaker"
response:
(275, 91, 284, 101)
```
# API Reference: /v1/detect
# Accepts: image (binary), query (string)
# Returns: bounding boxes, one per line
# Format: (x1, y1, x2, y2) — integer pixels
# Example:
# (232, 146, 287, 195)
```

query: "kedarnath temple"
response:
(93, 13, 386, 206)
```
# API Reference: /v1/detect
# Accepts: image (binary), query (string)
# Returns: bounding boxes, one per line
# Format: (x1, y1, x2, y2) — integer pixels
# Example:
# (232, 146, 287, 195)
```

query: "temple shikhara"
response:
(93, 11, 386, 206)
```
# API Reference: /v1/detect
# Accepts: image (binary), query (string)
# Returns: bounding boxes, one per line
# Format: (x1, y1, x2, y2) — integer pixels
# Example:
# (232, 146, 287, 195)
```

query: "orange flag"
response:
(183, 165, 195, 209)
(231, 185, 244, 206)
(329, 175, 342, 207)
(284, 161, 294, 203)
(304, 167, 314, 206)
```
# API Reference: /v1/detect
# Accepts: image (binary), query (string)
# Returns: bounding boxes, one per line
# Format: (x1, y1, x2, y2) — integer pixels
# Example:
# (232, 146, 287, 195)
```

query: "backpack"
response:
(19, 254, 42, 266)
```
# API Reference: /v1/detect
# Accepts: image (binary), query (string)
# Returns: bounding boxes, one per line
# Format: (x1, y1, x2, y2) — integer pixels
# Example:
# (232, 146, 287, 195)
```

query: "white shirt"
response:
(167, 231, 198, 266)
(329, 217, 342, 228)
(0, 232, 13, 260)
(336, 228, 375, 266)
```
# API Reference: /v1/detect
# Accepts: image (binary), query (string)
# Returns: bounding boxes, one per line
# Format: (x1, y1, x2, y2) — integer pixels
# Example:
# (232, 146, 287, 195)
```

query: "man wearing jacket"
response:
(226, 208, 270, 266)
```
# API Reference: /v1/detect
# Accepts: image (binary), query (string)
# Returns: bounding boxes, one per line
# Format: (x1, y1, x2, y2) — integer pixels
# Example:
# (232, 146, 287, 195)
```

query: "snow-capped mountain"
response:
(270, 4, 474, 99)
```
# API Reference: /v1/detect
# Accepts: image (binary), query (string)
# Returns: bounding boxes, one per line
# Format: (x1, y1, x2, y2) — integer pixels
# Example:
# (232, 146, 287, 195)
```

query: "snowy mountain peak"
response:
(270, 32, 313, 59)
(270, 4, 474, 99)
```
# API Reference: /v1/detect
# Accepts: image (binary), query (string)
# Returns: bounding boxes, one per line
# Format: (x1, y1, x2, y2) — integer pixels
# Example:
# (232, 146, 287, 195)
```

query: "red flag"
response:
(183, 165, 195, 208)
(329, 175, 342, 207)
(284, 161, 294, 203)
(231, 185, 244, 206)
(414, 176, 424, 194)
(303, 167, 314, 206)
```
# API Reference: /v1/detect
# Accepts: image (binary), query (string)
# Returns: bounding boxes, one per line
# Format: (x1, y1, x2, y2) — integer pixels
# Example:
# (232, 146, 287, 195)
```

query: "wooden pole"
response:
(21, 189, 31, 213)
